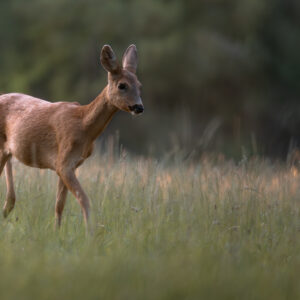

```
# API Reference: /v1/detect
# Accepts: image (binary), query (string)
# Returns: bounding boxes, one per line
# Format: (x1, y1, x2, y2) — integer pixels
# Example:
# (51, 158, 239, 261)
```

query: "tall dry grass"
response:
(0, 152, 299, 300)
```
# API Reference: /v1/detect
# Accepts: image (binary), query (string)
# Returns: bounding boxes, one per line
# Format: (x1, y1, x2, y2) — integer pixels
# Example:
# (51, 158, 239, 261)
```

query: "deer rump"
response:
(0, 93, 81, 170)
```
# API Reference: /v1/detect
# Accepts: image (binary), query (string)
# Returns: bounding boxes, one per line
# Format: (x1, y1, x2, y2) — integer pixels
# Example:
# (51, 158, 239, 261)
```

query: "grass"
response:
(0, 152, 299, 300)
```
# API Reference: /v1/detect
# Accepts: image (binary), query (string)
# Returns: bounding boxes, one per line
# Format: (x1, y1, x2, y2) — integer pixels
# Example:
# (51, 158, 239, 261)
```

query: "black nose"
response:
(129, 104, 144, 114)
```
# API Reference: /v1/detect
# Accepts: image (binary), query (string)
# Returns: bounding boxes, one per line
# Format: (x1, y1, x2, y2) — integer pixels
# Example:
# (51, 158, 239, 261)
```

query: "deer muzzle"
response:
(128, 104, 144, 115)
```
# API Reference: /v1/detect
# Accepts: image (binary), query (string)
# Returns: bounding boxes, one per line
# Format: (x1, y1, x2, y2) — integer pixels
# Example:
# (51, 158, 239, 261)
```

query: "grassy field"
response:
(0, 152, 299, 300)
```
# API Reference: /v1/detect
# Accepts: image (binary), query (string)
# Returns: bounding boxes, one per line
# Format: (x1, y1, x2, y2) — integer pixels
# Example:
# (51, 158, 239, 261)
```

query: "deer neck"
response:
(83, 86, 118, 141)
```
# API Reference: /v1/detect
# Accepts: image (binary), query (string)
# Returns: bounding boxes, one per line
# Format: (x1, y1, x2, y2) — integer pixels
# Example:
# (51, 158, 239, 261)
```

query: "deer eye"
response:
(118, 83, 127, 90)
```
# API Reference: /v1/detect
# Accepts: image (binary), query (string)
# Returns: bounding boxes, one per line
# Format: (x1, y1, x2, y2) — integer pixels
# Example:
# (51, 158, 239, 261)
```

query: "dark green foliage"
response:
(0, 0, 299, 157)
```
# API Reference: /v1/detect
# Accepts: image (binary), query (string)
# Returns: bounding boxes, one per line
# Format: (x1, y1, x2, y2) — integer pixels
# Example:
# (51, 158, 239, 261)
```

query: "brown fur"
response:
(0, 45, 143, 228)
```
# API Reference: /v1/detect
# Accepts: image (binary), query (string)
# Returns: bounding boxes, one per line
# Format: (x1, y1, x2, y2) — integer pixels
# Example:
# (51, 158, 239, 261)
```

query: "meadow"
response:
(0, 151, 299, 300)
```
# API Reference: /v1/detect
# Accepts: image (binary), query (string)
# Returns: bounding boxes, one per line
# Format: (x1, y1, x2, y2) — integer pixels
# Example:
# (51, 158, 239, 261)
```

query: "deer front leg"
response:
(55, 178, 68, 228)
(57, 168, 90, 228)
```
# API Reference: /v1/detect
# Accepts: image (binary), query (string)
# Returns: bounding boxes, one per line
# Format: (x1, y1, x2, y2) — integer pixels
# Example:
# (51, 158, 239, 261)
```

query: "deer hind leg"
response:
(0, 152, 9, 176)
(55, 177, 68, 228)
(3, 157, 16, 218)
(58, 168, 90, 228)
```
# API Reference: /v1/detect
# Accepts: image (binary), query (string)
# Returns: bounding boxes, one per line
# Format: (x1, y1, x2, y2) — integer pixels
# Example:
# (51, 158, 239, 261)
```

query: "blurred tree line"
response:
(0, 0, 299, 158)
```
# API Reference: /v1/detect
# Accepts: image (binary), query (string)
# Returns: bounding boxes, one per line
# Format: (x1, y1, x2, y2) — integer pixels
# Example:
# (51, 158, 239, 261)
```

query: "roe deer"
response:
(0, 44, 143, 229)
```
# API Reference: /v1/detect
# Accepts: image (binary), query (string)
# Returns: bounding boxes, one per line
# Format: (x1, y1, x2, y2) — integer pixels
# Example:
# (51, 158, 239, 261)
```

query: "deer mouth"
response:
(128, 104, 144, 115)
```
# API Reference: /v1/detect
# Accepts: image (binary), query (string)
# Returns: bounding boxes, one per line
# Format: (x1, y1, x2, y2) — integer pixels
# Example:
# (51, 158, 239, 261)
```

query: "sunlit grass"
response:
(0, 153, 299, 300)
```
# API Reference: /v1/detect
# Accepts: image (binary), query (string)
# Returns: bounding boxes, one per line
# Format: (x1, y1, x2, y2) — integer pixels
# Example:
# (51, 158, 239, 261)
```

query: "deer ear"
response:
(100, 45, 120, 74)
(122, 44, 138, 74)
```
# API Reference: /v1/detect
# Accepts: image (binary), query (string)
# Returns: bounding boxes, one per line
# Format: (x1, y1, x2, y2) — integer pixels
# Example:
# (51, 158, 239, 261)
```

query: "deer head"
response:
(100, 44, 144, 115)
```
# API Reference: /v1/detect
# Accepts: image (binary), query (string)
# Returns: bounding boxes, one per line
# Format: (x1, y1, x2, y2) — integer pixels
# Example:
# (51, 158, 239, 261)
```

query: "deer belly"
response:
(8, 137, 57, 170)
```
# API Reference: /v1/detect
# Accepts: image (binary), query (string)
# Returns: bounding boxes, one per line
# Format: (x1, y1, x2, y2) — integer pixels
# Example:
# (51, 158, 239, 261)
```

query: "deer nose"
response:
(128, 104, 144, 114)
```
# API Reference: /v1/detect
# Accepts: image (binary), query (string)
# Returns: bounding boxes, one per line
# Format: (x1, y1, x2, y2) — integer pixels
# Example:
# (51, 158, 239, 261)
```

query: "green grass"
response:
(0, 154, 299, 300)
